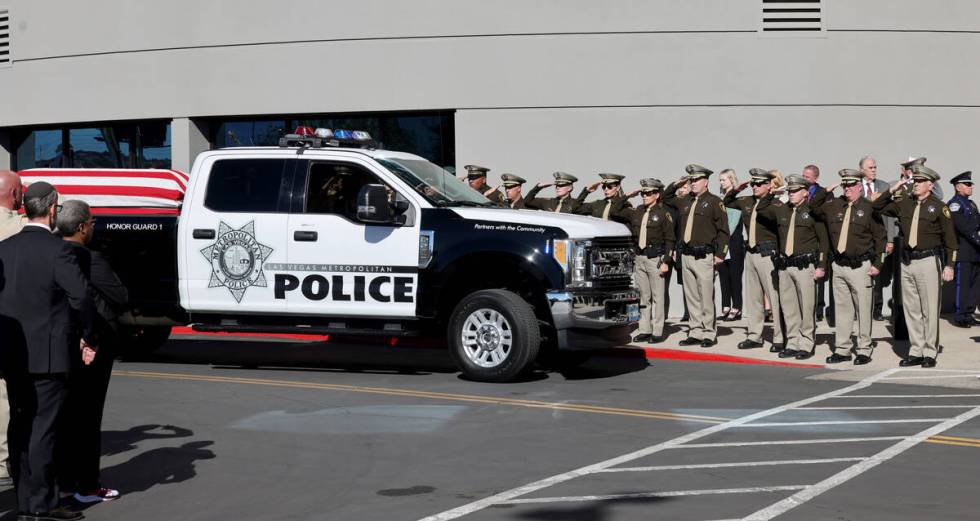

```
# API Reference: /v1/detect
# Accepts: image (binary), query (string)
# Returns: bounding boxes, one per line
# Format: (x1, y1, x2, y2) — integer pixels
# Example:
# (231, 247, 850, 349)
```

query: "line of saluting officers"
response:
(461, 158, 975, 369)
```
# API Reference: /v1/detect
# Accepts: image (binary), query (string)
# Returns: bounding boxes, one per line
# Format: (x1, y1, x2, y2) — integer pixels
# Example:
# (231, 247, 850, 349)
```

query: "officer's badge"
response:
(652, 215, 659, 222)
(928, 205, 936, 213)
(801, 212, 811, 220)
(856, 210, 865, 218)
(200, 221, 274, 303)
(950, 202, 961, 212)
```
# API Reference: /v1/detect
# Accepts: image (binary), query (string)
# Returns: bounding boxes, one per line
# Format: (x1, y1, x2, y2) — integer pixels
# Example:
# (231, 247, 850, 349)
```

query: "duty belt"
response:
(901, 246, 943, 265)
(833, 251, 874, 268)
(680, 243, 715, 259)
(638, 242, 667, 258)
(774, 252, 819, 270)
(747, 240, 778, 257)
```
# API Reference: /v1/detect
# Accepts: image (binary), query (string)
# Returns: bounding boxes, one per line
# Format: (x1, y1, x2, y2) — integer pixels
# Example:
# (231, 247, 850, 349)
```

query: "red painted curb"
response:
(170, 326, 328, 342)
(638, 347, 820, 368)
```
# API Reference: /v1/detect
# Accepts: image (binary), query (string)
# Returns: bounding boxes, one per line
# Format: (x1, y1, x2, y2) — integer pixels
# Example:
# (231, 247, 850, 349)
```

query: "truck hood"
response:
(450, 208, 630, 239)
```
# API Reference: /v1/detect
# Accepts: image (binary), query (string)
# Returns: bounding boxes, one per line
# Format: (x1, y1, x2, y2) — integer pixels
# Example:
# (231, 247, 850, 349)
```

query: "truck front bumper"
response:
(546, 289, 639, 350)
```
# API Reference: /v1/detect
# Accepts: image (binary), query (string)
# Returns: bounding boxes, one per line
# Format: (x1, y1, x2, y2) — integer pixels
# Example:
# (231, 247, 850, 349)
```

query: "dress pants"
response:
(0, 378, 9, 478)
(682, 254, 716, 341)
(779, 265, 817, 353)
(902, 256, 943, 359)
(744, 252, 784, 345)
(832, 261, 874, 356)
(57, 345, 115, 493)
(953, 261, 980, 320)
(634, 255, 667, 337)
(7, 374, 68, 513)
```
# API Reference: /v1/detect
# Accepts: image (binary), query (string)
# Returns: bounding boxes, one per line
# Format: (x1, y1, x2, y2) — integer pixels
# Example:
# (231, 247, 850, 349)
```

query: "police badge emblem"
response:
(856, 210, 865, 218)
(200, 221, 274, 303)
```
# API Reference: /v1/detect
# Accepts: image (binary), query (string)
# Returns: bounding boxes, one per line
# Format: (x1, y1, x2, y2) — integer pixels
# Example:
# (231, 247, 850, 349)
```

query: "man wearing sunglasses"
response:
(575, 173, 631, 221)
(947, 171, 980, 328)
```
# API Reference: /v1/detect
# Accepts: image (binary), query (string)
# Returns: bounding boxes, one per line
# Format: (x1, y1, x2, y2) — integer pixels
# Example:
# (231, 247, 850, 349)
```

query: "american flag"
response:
(18, 168, 188, 215)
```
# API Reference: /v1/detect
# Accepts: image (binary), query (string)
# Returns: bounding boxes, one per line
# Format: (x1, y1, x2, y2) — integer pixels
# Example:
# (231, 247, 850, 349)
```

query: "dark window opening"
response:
(204, 159, 288, 213)
(305, 162, 391, 222)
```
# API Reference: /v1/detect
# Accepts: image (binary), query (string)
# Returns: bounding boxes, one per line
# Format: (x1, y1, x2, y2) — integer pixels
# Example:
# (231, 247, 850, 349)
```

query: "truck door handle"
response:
(193, 229, 216, 240)
(294, 230, 318, 242)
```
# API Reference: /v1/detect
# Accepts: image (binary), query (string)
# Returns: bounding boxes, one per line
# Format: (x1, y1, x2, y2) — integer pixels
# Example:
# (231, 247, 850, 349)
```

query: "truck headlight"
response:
(551, 239, 591, 288)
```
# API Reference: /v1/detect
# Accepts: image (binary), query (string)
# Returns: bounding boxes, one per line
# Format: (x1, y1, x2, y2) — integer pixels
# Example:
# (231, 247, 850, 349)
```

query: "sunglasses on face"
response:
(641, 191, 657, 196)
(912, 178, 929, 184)
(750, 181, 768, 187)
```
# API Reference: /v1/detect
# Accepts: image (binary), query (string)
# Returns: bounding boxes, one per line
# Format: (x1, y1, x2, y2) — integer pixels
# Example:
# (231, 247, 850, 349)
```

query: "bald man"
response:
(0, 169, 25, 487)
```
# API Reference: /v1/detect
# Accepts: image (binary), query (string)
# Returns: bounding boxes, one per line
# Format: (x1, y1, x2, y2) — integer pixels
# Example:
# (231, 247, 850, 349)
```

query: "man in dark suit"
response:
(54, 200, 128, 503)
(803, 165, 830, 322)
(0, 182, 98, 521)
(859, 156, 894, 321)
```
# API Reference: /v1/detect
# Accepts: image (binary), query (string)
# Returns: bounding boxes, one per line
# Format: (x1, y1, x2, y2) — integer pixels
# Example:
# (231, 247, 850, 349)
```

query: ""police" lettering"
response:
(274, 274, 414, 303)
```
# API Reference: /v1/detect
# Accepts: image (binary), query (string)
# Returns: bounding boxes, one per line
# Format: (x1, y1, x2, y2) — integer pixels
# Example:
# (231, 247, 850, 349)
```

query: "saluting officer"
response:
(873, 165, 957, 368)
(812, 169, 886, 365)
(576, 173, 631, 221)
(724, 168, 785, 352)
(663, 164, 729, 347)
(618, 178, 674, 344)
(463, 164, 506, 204)
(757, 174, 829, 360)
(524, 172, 583, 213)
(500, 174, 527, 209)
(947, 171, 980, 328)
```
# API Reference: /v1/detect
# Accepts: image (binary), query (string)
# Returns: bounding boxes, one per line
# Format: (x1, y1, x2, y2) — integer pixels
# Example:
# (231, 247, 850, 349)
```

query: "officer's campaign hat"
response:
(500, 173, 526, 188)
(911, 164, 940, 182)
(685, 164, 713, 181)
(749, 168, 774, 183)
(464, 164, 490, 179)
(784, 174, 811, 191)
(901, 156, 927, 169)
(950, 171, 972, 186)
(598, 173, 625, 186)
(639, 178, 665, 193)
(838, 169, 863, 185)
(553, 172, 578, 186)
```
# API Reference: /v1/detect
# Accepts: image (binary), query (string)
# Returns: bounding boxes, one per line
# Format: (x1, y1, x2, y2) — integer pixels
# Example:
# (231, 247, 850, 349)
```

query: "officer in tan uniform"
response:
(463, 164, 506, 204)
(757, 174, 829, 360)
(500, 174, 527, 209)
(873, 164, 957, 368)
(617, 178, 674, 343)
(663, 164, 729, 347)
(576, 173, 631, 221)
(812, 169, 886, 365)
(524, 172, 583, 213)
(0, 169, 25, 487)
(723, 168, 785, 352)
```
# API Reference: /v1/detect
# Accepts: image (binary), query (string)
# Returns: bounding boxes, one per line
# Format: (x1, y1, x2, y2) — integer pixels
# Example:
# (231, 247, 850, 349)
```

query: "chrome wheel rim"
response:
(461, 308, 513, 368)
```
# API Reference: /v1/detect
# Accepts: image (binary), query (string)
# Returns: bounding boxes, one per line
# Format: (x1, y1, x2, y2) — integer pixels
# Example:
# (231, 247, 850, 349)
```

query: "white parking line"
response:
(672, 436, 906, 449)
(735, 419, 946, 427)
(598, 458, 865, 472)
(800, 405, 979, 410)
(882, 374, 980, 381)
(500, 486, 809, 505)
(417, 369, 899, 521)
(831, 394, 980, 398)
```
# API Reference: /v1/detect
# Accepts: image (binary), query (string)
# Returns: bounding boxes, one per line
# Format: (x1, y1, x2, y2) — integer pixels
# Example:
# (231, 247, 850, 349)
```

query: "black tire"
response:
(121, 326, 172, 354)
(447, 289, 541, 382)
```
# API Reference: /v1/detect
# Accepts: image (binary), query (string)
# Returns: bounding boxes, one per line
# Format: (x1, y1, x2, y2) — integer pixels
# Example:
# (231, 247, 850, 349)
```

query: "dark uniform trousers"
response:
(949, 193, 980, 319)
(7, 374, 69, 513)
(954, 261, 980, 319)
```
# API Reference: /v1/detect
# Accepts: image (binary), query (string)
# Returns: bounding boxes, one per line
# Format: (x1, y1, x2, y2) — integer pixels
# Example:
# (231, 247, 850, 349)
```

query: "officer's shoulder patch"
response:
(949, 202, 961, 212)
(943, 206, 951, 218)
(665, 212, 673, 223)
(718, 201, 725, 212)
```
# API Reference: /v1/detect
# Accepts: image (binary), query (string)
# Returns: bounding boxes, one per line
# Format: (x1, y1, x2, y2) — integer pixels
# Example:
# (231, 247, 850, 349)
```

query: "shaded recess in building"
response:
(12, 120, 172, 170)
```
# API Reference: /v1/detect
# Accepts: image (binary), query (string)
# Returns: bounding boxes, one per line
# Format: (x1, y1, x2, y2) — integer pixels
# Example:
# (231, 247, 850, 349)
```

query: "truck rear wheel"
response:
(448, 289, 540, 382)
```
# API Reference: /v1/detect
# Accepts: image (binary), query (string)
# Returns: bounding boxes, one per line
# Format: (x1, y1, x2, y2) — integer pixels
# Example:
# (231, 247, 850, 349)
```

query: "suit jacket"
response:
(0, 226, 98, 375)
(864, 179, 898, 242)
(70, 242, 129, 333)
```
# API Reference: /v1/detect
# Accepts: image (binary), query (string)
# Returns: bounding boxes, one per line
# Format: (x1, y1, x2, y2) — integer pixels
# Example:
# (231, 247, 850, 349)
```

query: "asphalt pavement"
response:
(1, 334, 979, 521)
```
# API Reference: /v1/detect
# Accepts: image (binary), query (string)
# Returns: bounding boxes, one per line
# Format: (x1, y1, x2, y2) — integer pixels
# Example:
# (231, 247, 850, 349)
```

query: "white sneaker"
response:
(74, 487, 120, 503)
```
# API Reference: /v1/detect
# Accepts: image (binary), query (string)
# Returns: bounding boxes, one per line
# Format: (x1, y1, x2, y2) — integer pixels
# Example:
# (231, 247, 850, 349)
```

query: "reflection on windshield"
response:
(376, 158, 497, 207)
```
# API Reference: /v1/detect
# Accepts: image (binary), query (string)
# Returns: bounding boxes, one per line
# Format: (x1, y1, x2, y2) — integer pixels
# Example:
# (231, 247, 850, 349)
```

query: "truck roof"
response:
(209, 146, 430, 163)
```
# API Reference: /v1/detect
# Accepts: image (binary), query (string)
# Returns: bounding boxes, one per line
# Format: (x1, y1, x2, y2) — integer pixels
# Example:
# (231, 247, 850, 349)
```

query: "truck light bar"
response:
(278, 127, 377, 150)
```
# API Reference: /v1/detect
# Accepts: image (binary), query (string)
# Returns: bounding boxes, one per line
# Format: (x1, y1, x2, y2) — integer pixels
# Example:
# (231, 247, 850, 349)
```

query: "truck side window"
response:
(305, 162, 392, 220)
(204, 159, 288, 213)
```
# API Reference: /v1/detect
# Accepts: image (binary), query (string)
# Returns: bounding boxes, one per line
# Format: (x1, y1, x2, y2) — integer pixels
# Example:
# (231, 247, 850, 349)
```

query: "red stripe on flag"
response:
(90, 207, 181, 215)
(52, 185, 184, 200)
(20, 170, 187, 191)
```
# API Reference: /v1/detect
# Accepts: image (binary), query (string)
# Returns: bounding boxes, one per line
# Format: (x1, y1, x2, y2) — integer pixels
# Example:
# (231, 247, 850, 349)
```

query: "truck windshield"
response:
(376, 158, 498, 207)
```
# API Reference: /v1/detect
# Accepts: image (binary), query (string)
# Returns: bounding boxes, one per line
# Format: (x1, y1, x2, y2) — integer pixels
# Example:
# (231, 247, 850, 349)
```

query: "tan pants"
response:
(901, 256, 942, 359)
(0, 378, 7, 477)
(832, 260, 874, 356)
(682, 254, 716, 341)
(744, 252, 784, 344)
(779, 265, 816, 353)
(635, 255, 667, 336)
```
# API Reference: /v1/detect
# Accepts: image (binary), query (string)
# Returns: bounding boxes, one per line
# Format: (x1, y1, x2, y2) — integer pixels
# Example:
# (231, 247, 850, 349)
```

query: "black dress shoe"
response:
(649, 335, 665, 344)
(678, 337, 702, 346)
(18, 510, 84, 521)
(779, 349, 799, 359)
(951, 319, 973, 328)
(826, 352, 852, 364)
(795, 350, 815, 360)
(853, 354, 872, 365)
(815, 309, 824, 322)
(872, 311, 885, 322)
(738, 340, 763, 350)
(769, 343, 785, 353)
(633, 334, 652, 343)
(700, 339, 717, 348)
(899, 356, 924, 367)
(681, 313, 690, 322)
(922, 357, 937, 368)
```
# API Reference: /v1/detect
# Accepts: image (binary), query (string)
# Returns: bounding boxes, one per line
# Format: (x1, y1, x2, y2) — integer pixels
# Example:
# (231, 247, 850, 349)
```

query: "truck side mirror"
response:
(357, 184, 395, 224)
(391, 192, 410, 216)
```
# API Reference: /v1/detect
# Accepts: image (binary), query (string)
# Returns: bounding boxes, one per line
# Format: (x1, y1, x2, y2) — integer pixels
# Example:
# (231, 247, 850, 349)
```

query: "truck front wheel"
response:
(448, 289, 541, 382)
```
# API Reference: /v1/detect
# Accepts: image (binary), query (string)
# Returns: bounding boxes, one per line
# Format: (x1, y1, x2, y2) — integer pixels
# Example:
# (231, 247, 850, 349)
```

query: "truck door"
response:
(180, 157, 294, 314)
(280, 158, 420, 317)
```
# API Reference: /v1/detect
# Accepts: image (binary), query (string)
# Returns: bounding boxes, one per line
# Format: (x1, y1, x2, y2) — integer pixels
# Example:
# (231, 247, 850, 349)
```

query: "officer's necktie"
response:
(683, 196, 698, 243)
(909, 200, 922, 249)
(554, 197, 564, 213)
(785, 206, 798, 256)
(639, 206, 652, 249)
(836, 202, 852, 254)
(748, 199, 761, 248)
(602, 199, 613, 220)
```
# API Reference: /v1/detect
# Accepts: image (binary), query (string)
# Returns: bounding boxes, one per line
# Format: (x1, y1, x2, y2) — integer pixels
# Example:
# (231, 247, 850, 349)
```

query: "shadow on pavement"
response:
(99, 440, 215, 496)
(507, 494, 676, 520)
(102, 424, 194, 457)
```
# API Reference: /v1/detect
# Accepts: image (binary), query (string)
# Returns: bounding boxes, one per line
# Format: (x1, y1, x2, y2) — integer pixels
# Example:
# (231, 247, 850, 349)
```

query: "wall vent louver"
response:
(760, 0, 824, 34)
(0, 8, 9, 66)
